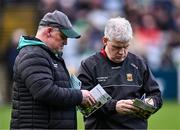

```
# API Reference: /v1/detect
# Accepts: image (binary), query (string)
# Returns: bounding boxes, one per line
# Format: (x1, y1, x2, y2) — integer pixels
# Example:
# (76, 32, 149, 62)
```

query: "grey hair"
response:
(104, 17, 133, 42)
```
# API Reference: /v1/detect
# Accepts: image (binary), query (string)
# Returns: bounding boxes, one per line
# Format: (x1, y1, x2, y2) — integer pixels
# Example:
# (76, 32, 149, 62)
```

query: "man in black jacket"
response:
(77, 17, 163, 129)
(10, 10, 96, 129)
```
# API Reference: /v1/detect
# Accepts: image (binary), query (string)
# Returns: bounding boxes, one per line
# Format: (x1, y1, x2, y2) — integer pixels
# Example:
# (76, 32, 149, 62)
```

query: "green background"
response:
(0, 101, 180, 129)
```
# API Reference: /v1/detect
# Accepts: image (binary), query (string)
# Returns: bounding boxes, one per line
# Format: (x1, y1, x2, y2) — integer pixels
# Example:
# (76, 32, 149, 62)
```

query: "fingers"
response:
(116, 99, 152, 119)
(88, 94, 96, 106)
(116, 99, 140, 114)
(81, 90, 96, 107)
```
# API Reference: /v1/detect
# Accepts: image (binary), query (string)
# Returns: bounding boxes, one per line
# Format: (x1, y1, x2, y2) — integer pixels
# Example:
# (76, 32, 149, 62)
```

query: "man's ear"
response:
(46, 27, 52, 37)
(102, 37, 108, 46)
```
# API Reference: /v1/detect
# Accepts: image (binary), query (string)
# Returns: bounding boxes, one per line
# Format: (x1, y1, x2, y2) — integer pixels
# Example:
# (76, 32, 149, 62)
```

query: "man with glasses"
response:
(77, 17, 163, 129)
(10, 10, 96, 129)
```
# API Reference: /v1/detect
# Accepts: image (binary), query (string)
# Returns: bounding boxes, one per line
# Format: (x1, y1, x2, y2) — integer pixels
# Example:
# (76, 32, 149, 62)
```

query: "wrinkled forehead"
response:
(110, 39, 129, 47)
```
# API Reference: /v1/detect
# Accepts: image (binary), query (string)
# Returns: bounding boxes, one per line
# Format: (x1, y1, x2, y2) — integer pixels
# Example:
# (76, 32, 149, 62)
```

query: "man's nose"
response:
(118, 48, 125, 54)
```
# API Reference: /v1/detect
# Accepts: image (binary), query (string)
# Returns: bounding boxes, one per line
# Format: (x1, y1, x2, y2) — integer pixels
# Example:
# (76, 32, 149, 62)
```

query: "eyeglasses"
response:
(59, 32, 67, 40)
(53, 27, 67, 40)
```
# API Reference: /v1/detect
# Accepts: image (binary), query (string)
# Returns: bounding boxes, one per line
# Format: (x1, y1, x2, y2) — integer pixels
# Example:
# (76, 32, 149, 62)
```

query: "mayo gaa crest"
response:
(126, 73, 133, 81)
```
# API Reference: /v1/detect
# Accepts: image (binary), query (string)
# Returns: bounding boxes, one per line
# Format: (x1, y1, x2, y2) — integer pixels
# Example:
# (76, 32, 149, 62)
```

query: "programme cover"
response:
(70, 74, 81, 89)
(78, 84, 112, 117)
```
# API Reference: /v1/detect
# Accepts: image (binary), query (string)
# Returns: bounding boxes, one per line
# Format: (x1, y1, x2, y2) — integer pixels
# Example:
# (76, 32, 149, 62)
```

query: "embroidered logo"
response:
(53, 63, 58, 68)
(126, 73, 133, 81)
(96, 77, 108, 82)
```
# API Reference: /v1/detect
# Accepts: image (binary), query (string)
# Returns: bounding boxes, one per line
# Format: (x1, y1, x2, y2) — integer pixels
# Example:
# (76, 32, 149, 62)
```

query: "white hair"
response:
(104, 17, 133, 42)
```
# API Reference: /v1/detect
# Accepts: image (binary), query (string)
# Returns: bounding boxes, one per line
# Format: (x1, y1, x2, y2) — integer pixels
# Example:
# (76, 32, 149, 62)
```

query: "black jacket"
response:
(78, 49, 163, 130)
(10, 36, 82, 129)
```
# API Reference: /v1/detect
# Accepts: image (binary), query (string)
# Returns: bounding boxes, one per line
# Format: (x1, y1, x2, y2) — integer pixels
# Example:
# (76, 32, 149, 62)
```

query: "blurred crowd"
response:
(0, 0, 180, 103)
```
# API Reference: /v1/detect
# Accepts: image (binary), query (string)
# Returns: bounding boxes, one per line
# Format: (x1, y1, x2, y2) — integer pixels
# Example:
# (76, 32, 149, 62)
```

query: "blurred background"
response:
(0, 0, 180, 129)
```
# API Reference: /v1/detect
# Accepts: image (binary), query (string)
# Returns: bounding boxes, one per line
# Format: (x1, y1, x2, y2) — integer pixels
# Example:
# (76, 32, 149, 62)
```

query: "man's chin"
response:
(114, 58, 125, 63)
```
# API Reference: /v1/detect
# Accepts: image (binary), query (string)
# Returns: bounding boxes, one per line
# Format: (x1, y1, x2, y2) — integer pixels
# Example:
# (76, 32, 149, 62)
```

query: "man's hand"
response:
(81, 90, 96, 107)
(116, 98, 154, 118)
(116, 99, 139, 114)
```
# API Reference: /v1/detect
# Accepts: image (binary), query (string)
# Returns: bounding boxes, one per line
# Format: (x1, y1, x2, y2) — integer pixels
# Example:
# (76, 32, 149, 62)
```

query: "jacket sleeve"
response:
(18, 51, 82, 107)
(142, 62, 163, 112)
